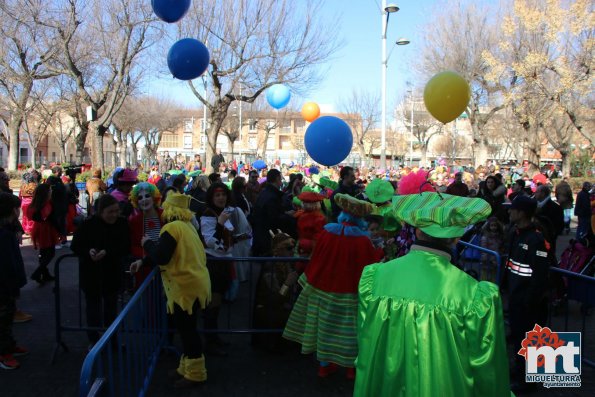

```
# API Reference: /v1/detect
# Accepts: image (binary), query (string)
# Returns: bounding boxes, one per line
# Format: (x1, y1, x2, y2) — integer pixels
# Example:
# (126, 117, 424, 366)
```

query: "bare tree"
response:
(220, 114, 240, 158)
(0, 1, 58, 170)
(178, 0, 341, 173)
(416, 0, 504, 167)
(482, 0, 593, 175)
(340, 89, 380, 167)
(400, 96, 443, 166)
(35, 0, 158, 170)
(133, 97, 184, 166)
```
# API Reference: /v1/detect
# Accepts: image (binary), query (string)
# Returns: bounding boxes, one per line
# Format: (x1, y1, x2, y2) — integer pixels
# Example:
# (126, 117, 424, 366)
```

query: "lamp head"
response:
(396, 38, 410, 45)
(385, 3, 400, 13)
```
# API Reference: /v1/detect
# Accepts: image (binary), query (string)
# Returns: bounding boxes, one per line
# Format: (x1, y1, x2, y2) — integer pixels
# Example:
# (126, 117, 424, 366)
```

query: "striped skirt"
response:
(282, 274, 358, 367)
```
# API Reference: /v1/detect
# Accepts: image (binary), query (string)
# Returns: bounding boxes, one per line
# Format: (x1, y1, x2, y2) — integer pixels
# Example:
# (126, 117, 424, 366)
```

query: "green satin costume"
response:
(355, 245, 510, 397)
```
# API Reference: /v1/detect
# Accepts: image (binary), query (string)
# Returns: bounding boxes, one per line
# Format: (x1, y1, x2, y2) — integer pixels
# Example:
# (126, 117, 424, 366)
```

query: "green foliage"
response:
(569, 152, 593, 178)
(137, 172, 148, 182)
(75, 170, 92, 183)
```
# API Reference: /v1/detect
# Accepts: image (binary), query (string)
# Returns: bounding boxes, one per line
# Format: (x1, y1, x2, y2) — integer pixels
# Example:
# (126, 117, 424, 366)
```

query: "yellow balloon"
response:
(423, 71, 470, 124)
(301, 102, 320, 122)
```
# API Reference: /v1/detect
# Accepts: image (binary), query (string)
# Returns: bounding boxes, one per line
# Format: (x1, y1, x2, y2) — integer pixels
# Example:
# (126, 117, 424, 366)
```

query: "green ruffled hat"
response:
(391, 192, 491, 238)
(365, 179, 394, 204)
(312, 175, 338, 191)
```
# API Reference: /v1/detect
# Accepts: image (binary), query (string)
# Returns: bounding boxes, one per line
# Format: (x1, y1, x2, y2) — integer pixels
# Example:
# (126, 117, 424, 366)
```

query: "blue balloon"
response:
(151, 0, 191, 23)
(304, 116, 353, 166)
(167, 38, 210, 81)
(266, 84, 291, 109)
(253, 160, 267, 170)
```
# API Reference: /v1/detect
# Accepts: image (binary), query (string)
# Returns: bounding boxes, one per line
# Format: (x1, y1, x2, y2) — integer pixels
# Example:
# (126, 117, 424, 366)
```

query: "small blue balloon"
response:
(151, 0, 191, 23)
(167, 38, 210, 81)
(266, 84, 291, 109)
(253, 160, 267, 170)
(304, 116, 353, 166)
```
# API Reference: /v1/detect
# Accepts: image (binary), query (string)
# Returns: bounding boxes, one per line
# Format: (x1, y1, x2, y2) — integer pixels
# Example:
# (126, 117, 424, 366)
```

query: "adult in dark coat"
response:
(329, 166, 363, 221)
(554, 179, 574, 234)
(445, 172, 470, 197)
(71, 194, 130, 345)
(252, 169, 296, 256)
(574, 182, 592, 239)
(534, 185, 564, 255)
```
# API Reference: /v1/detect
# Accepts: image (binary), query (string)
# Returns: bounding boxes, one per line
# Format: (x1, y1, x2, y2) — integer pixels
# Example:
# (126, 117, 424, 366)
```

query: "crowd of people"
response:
(0, 158, 594, 395)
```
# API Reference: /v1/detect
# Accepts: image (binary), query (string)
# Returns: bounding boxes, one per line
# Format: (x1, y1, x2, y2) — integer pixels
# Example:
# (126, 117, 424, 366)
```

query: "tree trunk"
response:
(420, 145, 428, 168)
(89, 122, 107, 171)
(30, 146, 36, 170)
(357, 141, 367, 167)
(7, 119, 22, 171)
(524, 126, 541, 177)
(131, 143, 138, 166)
(119, 145, 127, 167)
(60, 142, 68, 163)
(205, 112, 227, 174)
(560, 151, 571, 177)
(76, 128, 87, 164)
(474, 139, 489, 168)
(259, 129, 271, 161)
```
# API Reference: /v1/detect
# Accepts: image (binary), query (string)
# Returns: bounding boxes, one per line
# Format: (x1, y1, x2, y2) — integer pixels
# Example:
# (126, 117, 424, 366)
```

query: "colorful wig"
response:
(130, 182, 162, 209)
(162, 193, 194, 223)
(397, 170, 434, 195)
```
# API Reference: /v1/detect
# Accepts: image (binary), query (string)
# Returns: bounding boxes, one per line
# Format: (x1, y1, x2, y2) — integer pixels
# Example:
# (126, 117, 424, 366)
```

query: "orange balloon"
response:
(301, 102, 320, 122)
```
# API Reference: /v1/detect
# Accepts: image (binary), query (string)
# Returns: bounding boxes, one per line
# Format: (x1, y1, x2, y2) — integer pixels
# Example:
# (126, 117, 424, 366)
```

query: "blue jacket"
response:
(0, 224, 27, 298)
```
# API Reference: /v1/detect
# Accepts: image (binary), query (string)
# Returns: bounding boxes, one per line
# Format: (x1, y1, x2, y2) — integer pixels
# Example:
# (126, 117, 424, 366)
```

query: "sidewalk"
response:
(0, 233, 593, 397)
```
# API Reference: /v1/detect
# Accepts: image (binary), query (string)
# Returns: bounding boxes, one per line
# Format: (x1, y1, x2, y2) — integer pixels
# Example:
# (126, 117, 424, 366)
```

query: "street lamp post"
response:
(409, 86, 414, 166)
(380, 2, 408, 169)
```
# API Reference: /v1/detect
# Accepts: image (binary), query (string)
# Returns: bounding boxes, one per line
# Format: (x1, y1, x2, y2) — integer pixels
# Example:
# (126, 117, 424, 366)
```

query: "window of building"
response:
(247, 137, 256, 149)
(266, 120, 276, 130)
(294, 119, 305, 133)
(248, 119, 257, 132)
(266, 136, 275, 150)
(51, 152, 56, 161)
(183, 134, 193, 149)
(69, 153, 73, 162)
(184, 119, 193, 133)
(281, 120, 292, 133)
(279, 135, 291, 150)
(161, 134, 179, 148)
(19, 148, 28, 163)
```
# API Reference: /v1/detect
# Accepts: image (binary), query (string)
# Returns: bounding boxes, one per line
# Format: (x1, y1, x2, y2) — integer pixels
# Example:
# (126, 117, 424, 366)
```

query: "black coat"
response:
(575, 190, 591, 218)
(71, 216, 130, 294)
(252, 183, 296, 256)
(536, 199, 565, 238)
(0, 225, 27, 299)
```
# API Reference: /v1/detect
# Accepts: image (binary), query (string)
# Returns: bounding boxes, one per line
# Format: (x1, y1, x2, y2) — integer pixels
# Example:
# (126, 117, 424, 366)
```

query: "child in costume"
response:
(252, 231, 300, 352)
(294, 190, 327, 256)
(355, 192, 510, 396)
(130, 192, 211, 388)
(283, 193, 383, 379)
(480, 216, 505, 282)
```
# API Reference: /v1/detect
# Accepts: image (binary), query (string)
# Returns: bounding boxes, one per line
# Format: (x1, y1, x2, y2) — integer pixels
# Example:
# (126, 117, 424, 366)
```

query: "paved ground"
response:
(1, 227, 593, 397)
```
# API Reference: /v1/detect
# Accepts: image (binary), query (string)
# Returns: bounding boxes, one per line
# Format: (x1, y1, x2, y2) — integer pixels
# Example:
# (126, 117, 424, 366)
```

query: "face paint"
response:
(138, 190, 154, 211)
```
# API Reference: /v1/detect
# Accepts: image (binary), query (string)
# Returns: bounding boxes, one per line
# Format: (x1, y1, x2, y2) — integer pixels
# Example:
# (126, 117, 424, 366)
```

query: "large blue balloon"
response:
(167, 38, 210, 81)
(152, 0, 191, 23)
(304, 116, 353, 166)
(266, 84, 291, 109)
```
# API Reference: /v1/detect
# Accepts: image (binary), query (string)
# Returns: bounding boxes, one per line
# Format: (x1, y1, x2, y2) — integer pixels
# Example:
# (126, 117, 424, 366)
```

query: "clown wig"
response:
(397, 170, 435, 195)
(130, 182, 162, 209)
(161, 194, 194, 223)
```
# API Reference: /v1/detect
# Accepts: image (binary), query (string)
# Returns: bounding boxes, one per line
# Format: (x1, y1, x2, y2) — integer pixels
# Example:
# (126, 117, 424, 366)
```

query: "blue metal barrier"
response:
(549, 267, 595, 368)
(51, 254, 132, 364)
(456, 240, 503, 285)
(79, 266, 166, 397)
(78, 256, 306, 396)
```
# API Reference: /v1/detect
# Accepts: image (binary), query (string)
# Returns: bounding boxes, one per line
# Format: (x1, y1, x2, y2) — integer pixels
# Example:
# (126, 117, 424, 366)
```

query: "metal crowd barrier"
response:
(76, 256, 306, 396)
(456, 240, 503, 285)
(205, 256, 308, 334)
(79, 266, 166, 397)
(549, 267, 595, 368)
(51, 254, 132, 364)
